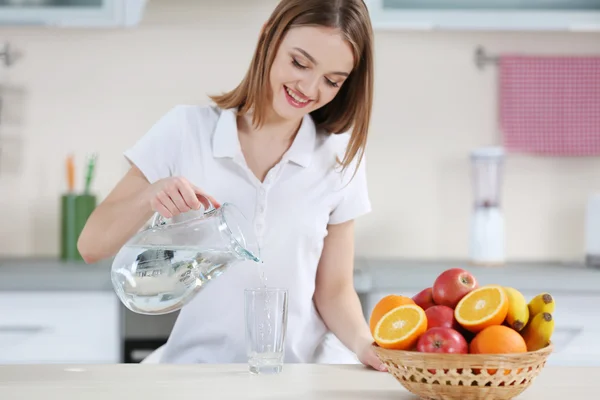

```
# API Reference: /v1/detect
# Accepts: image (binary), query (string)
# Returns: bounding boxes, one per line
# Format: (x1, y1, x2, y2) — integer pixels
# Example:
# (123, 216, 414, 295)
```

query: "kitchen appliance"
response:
(111, 198, 261, 316)
(469, 146, 505, 266)
(585, 193, 600, 268)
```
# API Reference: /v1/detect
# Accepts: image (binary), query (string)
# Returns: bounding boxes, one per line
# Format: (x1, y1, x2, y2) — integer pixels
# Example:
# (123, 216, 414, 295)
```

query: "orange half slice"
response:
(454, 285, 509, 333)
(373, 304, 427, 350)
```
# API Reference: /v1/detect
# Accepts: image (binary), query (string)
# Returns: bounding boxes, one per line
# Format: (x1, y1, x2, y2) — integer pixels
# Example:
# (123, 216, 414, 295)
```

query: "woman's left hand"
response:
(355, 339, 388, 372)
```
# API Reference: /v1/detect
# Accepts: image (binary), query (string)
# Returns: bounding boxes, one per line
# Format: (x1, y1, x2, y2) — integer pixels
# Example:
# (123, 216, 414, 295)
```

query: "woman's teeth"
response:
(286, 87, 308, 103)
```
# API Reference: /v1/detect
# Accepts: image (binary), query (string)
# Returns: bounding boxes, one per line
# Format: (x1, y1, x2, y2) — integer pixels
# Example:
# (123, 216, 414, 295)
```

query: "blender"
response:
(469, 146, 505, 266)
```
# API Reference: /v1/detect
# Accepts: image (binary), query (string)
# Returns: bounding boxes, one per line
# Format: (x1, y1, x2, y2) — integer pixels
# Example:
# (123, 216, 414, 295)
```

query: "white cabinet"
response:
(0, 0, 148, 27)
(365, 0, 600, 31)
(0, 291, 121, 364)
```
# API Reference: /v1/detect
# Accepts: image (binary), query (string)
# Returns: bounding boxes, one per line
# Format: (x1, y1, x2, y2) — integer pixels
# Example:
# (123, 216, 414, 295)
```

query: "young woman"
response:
(78, 0, 385, 371)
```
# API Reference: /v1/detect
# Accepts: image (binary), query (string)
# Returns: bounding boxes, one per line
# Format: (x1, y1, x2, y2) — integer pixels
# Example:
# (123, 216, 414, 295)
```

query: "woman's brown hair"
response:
(210, 0, 375, 174)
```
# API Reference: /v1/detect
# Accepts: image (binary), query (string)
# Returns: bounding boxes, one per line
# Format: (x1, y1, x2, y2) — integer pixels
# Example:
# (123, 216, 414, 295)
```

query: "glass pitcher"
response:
(110, 198, 261, 315)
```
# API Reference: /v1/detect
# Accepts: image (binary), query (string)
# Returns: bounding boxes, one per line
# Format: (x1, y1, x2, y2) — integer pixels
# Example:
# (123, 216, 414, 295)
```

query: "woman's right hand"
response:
(147, 176, 220, 219)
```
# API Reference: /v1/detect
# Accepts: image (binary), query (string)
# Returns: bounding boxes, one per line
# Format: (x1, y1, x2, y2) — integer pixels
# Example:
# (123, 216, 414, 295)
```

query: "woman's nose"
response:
(298, 76, 319, 99)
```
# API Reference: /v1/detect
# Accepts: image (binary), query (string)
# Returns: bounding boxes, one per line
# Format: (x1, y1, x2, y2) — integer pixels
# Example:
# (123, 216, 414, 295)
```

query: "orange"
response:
(470, 325, 528, 354)
(454, 285, 509, 333)
(369, 295, 415, 335)
(373, 304, 427, 350)
(470, 325, 527, 375)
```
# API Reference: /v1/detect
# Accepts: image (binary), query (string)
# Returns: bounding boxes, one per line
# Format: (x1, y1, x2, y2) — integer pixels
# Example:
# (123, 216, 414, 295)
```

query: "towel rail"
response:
(474, 46, 498, 70)
(0, 42, 14, 68)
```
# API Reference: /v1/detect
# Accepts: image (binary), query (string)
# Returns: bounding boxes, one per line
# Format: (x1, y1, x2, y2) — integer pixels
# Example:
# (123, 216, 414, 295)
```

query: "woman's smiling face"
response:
(269, 25, 355, 122)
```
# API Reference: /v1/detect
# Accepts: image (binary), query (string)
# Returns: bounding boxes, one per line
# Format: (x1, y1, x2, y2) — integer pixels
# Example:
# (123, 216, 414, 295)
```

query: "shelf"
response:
(365, 0, 600, 31)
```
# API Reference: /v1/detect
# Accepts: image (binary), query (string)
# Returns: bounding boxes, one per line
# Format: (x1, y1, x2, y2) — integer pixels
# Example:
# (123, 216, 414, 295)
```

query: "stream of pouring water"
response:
(251, 261, 278, 371)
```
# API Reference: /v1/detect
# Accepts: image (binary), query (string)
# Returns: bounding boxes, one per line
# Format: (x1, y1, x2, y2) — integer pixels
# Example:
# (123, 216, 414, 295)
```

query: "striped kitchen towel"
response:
(499, 54, 600, 156)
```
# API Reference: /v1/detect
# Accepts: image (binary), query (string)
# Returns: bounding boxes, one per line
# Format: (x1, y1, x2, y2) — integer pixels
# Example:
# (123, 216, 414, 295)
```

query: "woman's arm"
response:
(313, 219, 387, 371)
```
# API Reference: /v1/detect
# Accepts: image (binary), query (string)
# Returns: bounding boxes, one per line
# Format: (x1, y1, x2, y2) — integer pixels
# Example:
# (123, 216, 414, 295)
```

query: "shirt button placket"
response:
(256, 185, 268, 242)
(255, 165, 281, 244)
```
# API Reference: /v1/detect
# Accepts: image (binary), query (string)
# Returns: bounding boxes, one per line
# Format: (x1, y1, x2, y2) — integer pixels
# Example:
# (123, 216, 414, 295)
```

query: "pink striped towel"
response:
(499, 54, 600, 156)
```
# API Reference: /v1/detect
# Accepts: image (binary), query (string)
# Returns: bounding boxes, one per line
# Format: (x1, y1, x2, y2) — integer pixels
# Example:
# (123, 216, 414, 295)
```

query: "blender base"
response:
(469, 206, 505, 266)
(467, 259, 506, 267)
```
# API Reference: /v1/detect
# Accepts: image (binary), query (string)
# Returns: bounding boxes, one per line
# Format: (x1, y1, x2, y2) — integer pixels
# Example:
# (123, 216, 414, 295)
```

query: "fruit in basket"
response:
(412, 287, 436, 310)
(521, 312, 554, 351)
(425, 305, 461, 330)
(504, 287, 530, 331)
(416, 327, 468, 354)
(369, 295, 415, 335)
(432, 268, 478, 308)
(470, 325, 528, 375)
(528, 293, 555, 316)
(470, 325, 527, 354)
(373, 304, 427, 350)
(454, 284, 509, 333)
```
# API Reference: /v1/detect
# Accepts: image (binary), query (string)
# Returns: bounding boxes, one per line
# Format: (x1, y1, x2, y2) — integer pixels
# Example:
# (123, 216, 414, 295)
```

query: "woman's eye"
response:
(325, 78, 339, 88)
(292, 59, 307, 69)
(291, 57, 340, 88)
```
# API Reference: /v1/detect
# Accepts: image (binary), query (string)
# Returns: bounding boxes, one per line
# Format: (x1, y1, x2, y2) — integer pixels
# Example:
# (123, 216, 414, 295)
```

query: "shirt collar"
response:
(212, 108, 316, 168)
(212, 107, 241, 159)
(284, 113, 316, 168)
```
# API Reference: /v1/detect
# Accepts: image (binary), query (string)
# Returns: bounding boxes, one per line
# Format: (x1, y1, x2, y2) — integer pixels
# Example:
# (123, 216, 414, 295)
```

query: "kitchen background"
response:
(1, 0, 600, 366)
(0, 0, 599, 262)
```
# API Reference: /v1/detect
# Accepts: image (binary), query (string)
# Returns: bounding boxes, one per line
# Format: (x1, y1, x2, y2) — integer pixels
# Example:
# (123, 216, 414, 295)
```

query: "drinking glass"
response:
(244, 287, 288, 374)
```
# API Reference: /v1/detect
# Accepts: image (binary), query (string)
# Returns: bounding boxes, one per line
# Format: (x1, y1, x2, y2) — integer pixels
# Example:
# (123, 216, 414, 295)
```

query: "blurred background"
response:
(0, 0, 599, 366)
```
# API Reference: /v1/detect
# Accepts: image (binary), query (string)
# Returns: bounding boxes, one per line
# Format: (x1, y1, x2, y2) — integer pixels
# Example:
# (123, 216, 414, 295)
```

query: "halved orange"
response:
(373, 304, 427, 350)
(454, 285, 509, 333)
(369, 295, 415, 335)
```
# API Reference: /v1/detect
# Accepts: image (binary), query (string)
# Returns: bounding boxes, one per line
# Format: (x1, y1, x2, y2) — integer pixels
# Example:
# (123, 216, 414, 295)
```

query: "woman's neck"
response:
(238, 109, 303, 144)
(235, 109, 304, 183)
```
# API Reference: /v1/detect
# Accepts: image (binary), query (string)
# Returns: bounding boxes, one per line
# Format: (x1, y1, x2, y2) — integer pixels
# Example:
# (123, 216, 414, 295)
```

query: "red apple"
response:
(425, 305, 461, 331)
(416, 327, 468, 354)
(432, 268, 478, 308)
(412, 287, 436, 310)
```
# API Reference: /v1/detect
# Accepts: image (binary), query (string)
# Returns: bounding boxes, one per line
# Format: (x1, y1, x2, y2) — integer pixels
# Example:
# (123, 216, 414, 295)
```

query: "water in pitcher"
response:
(111, 244, 239, 315)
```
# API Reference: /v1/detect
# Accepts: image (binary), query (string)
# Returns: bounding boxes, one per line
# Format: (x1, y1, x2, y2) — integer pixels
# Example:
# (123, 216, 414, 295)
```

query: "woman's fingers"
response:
(148, 177, 220, 218)
(191, 185, 221, 209)
(151, 195, 172, 218)
(175, 178, 202, 210)
(157, 191, 179, 217)
(206, 194, 221, 209)
(164, 181, 191, 214)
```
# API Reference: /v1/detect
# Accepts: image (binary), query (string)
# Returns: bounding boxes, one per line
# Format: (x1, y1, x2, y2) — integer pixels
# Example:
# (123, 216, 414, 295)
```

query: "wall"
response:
(0, 0, 599, 262)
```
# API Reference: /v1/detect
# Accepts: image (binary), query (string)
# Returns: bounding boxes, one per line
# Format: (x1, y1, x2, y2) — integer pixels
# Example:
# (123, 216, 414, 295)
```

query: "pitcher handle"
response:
(149, 195, 216, 228)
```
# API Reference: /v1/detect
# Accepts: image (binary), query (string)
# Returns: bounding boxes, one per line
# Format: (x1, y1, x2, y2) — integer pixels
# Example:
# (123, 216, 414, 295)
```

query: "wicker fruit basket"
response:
(372, 342, 553, 400)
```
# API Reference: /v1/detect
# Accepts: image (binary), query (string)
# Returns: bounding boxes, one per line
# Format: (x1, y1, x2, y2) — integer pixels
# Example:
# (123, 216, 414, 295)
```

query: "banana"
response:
(528, 292, 555, 316)
(521, 312, 554, 351)
(504, 287, 529, 331)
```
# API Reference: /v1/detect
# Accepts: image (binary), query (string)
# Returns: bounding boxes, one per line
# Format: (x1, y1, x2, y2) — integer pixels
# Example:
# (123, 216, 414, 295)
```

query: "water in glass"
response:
(245, 286, 288, 374)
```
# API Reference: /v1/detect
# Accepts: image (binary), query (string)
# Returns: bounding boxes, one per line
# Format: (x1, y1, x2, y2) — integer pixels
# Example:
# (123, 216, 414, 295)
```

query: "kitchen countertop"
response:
(0, 364, 594, 399)
(2, 256, 600, 294)
(0, 257, 112, 291)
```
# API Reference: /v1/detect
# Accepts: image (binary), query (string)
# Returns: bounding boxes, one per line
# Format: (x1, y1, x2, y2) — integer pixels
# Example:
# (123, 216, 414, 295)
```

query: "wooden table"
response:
(0, 364, 595, 399)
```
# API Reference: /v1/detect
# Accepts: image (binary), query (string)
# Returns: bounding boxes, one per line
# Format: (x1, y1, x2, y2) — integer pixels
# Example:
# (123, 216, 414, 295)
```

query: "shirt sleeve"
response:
(328, 150, 372, 225)
(123, 106, 184, 184)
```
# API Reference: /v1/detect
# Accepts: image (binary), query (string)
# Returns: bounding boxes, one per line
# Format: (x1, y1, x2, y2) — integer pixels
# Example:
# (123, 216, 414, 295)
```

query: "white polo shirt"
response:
(123, 105, 371, 364)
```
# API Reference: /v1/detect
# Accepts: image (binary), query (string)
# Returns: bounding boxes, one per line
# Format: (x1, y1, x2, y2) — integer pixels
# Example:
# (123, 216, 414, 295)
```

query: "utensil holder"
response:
(60, 193, 96, 261)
